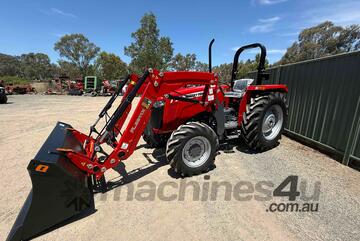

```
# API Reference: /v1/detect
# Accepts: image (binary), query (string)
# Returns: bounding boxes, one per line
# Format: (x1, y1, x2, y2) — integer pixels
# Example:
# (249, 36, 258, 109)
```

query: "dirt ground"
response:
(1, 95, 359, 241)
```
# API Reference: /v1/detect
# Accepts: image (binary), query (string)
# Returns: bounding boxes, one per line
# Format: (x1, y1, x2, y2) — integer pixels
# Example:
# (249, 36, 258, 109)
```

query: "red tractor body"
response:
(151, 84, 228, 134)
(151, 83, 287, 135)
(144, 42, 288, 149)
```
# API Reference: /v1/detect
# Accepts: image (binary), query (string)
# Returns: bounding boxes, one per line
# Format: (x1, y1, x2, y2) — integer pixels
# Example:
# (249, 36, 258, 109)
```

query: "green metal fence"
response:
(248, 51, 360, 168)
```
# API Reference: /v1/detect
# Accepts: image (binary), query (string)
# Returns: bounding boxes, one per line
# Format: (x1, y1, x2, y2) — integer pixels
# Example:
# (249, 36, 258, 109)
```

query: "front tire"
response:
(166, 122, 218, 176)
(241, 92, 288, 152)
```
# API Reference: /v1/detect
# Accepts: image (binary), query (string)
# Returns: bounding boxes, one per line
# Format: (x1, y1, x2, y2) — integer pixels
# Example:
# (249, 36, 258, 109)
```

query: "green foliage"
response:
(124, 13, 173, 73)
(55, 60, 82, 79)
(0, 75, 29, 85)
(277, 21, 360, 65)
(0, 54, 20, 76)
(54, 34, 100, 76)
(0, 53, 53, 80)
(95, 51, 128, 79)
(213, 54, 269, 83)
(213, 63, 232, 83)
(239, 53, 269, 77)
(20, 53, 53, 80)
(195, 61, 209, 72)
(169, 53, 209, 71)
(170, 53, 196, 71)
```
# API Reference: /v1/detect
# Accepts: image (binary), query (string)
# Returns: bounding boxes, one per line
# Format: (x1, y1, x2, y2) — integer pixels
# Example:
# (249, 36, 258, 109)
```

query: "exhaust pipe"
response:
(208, 38, 215, 73)
(6, 122, 95, 241)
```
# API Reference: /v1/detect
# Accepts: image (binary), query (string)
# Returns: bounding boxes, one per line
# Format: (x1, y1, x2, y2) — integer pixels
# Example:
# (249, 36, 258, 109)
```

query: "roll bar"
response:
(231, 43, 268, 87)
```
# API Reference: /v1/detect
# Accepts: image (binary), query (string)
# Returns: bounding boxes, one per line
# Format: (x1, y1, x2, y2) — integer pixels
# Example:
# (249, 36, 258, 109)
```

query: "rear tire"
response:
(166, 122, 218, 176)
(241, 92, 288, 152)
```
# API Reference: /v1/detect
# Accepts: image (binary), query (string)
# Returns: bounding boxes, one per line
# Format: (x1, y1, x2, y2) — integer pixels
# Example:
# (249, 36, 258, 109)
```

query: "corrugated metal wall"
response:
(248, 51, 360, 167)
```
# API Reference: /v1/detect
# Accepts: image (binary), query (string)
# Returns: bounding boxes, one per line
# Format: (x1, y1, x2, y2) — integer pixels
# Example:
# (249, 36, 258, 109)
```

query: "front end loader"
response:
(7, 68, 223, 240)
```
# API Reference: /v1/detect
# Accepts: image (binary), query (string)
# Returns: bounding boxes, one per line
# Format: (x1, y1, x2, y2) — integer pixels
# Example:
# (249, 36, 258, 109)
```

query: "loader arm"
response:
(62, 69, 218, 179)
(87, 74, 139, 142)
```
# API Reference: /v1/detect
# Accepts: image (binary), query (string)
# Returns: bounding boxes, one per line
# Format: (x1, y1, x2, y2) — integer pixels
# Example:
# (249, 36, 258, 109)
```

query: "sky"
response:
(0, 0, 359, 65)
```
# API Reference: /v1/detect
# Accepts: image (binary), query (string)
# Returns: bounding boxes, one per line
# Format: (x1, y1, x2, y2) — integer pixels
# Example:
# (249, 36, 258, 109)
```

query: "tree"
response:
(56, 60, 82, 79)
(195, 61, 209, 72)
(0, 53, 20, 76)
(95, 52, 128, 79)
(54, 34, 100, 76)
(170, 53, 197, 71)
(278, 21, 360, 65)
(170, 53, 209, 72)
(19, 53, 53, 80)
(213, 63, 232, 83)
(238, 54, 269, 77)
(124, 13, 173, 73)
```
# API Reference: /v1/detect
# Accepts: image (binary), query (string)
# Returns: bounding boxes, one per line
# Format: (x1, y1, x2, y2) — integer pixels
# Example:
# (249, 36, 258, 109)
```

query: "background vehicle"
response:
(99, 79, 119, 96)
(0, 87, 7, 104)
(84, 76, 100, 95)
(66, 79, 84, 95)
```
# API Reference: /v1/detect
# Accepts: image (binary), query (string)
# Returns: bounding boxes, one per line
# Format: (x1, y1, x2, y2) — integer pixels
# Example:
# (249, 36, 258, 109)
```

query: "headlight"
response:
(153, 100, 165, 108)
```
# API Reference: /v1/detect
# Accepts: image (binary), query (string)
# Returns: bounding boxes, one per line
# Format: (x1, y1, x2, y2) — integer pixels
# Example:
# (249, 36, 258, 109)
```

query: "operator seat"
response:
(224, 79, 254, 98)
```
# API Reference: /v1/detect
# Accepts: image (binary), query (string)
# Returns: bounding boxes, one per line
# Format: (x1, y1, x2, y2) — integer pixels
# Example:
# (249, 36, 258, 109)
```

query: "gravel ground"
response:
(0, 95, 359, 241)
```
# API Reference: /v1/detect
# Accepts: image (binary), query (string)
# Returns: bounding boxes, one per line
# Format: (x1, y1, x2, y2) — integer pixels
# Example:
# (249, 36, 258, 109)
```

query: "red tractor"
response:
(7, 41, 287, 241)
(66, 79, 84, 95)
(143, 40, 287, 154)
(100, 79, 119, 96)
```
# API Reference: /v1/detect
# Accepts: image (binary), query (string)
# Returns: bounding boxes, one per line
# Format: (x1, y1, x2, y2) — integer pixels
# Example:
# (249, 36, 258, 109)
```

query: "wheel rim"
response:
(262, 104, 284, 141)
(182, 136, 211, 168)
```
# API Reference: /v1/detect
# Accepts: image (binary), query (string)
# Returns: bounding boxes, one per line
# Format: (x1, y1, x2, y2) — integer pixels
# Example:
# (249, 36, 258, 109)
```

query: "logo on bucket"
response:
(35, 164, 49, 173)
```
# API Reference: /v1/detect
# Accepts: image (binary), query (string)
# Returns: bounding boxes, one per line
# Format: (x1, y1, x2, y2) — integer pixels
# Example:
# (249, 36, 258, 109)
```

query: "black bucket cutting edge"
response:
(6, 122, 95, 241)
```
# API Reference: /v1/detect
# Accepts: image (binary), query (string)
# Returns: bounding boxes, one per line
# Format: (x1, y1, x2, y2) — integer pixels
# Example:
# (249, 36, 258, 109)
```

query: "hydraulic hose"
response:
(105, 70, 150, 132)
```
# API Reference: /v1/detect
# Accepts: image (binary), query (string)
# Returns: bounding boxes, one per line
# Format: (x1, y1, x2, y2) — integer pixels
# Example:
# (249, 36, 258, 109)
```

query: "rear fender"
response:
(247, 84, 288, 92)
(238, 84, 288, 124)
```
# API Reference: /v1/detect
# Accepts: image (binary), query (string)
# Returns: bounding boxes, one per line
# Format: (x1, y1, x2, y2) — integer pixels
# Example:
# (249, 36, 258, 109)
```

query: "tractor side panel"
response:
(162, 100, 207, 131)
(155, 85, 226, 134)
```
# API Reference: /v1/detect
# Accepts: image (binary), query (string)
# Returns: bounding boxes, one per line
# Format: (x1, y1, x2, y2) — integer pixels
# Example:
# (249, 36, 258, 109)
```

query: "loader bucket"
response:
(7, 122, 95, 241)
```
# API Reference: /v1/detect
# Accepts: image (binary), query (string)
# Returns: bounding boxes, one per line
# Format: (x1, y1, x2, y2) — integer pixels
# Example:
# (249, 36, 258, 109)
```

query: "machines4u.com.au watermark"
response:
(91, 175, 320, 212)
